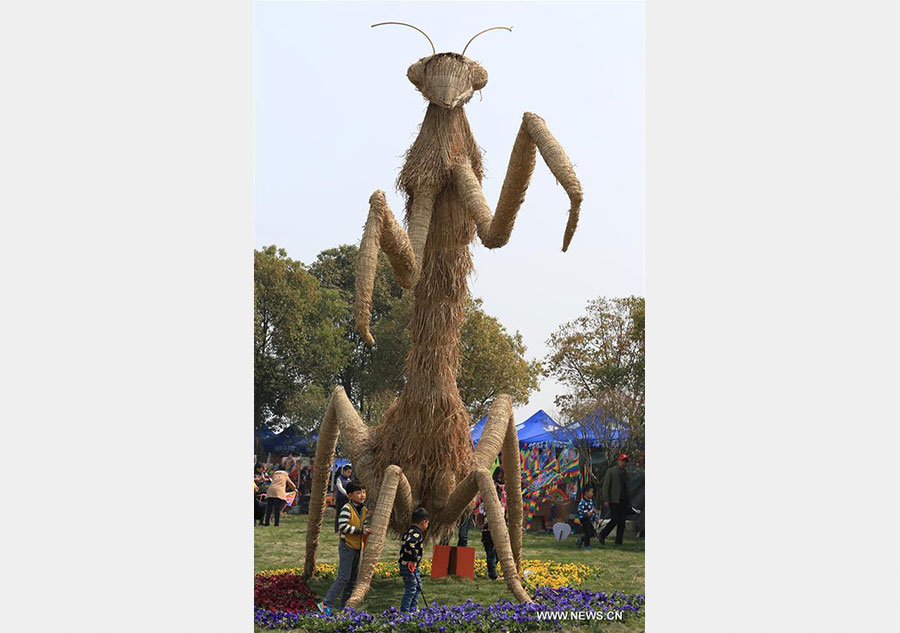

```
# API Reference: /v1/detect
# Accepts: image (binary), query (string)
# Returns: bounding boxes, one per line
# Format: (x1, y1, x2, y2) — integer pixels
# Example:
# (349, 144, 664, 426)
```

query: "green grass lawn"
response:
(256, 513, 644, 631)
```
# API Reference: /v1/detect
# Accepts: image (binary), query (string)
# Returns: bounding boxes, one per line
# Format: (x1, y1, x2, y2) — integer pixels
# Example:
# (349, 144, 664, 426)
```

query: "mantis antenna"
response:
(371, 22, 436, 56)
(461, 26, 512, 57)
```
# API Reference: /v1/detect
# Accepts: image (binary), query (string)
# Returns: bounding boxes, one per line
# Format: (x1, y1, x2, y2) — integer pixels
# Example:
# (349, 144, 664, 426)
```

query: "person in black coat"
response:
(598, 453, 632, 545)
(333, 464, 353, 533)
(254, 479, 266, 525)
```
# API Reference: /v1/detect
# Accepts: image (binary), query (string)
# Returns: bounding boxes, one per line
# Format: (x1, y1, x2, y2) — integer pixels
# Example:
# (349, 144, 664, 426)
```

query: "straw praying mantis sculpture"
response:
(302, 23, 583, 606)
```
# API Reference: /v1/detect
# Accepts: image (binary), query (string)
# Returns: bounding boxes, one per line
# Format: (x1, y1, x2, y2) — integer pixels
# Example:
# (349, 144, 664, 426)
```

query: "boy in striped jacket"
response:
(317, 482, 371, 615)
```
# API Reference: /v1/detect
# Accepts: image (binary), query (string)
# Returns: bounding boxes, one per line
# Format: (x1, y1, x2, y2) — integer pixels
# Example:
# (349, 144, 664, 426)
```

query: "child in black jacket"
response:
(398, 507, 429, 612)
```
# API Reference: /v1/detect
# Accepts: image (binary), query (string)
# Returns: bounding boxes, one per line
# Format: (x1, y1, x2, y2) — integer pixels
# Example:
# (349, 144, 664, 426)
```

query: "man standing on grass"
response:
(598, 453, 632, 546)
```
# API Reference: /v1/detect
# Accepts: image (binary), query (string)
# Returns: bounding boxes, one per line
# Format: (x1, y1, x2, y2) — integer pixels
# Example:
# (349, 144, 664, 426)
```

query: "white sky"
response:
(255, 1, 644, 422)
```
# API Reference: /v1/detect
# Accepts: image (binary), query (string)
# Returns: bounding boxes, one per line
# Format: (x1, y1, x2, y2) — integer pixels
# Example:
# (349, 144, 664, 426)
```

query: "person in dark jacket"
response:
(333, 464, 353, 533)
(398, 507, 429, 612)
(254, 481, 266, 525)
(598, 453, 632, 545)
(575, 487, 598, 549)
(456, 507, 475, 547)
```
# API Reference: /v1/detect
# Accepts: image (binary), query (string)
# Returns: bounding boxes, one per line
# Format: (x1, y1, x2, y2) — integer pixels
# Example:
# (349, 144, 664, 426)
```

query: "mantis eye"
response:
(471, 63, 488, 91)
(407, 59, 426, 88)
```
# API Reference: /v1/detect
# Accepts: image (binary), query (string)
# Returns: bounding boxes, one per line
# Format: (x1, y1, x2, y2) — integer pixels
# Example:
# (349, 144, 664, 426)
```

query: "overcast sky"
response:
(255, 1, 644, 422)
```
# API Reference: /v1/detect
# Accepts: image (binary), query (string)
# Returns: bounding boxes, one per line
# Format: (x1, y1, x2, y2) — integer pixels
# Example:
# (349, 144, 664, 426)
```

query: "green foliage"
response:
(254, 246, 351, 440)
(545, 296, 645, 461)
(459, 298, 543, 420)
(364, 292, 413, 421)
(308, 246, 405, 424)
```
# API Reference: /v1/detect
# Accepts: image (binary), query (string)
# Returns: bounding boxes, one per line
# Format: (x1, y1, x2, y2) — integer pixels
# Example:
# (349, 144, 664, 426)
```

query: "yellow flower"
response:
(256, 557, 599, 590)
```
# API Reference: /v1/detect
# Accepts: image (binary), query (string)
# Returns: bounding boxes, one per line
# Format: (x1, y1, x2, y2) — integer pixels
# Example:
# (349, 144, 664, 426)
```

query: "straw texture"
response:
(302, 387, 372, 581)
(307, 52, 583, 607)
(406, 183, 437, 268)
(466, 394, 523, 573)
(476, 467, 532, 603)
(437, 394, 515, 527)
(419, 53, 477, 110)
(436, 393, 524, 575)
(367, 183, 477, 544)
(346, 464, 407, 608)
(522, 112, 583, 251)
(398, 102, 483, 215)
(350, 100, 486, 546)
(355, 191, 416, 345)
(473, 395, 513, 467)
(454, 112, 583, 252)
(502, 409, 524, 573)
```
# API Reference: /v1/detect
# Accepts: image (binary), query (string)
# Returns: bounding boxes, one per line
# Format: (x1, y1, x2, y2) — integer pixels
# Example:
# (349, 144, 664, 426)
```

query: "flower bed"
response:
(255, 560, 643, 630)
(254, 572, 318, 614)
(254, 587, 645, 631)
(257, 559, 598, 591)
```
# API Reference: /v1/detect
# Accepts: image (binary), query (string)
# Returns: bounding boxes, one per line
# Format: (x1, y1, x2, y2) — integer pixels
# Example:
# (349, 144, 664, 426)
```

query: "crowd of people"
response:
(256, 453, 640, 615)
(254, 456, 313, 527)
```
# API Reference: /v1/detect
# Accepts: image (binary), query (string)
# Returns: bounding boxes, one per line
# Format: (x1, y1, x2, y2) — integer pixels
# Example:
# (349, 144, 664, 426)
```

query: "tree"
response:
(308, 245, 405, 423)
(254, 246, 351, 453)
(545, 296, 645, 465)
(459, 298, 542, 420)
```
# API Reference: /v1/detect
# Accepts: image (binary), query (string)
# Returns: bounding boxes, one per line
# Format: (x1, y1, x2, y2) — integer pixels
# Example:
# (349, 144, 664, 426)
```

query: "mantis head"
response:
(372, 23, 511, 110)
(406, 53, 487, 110)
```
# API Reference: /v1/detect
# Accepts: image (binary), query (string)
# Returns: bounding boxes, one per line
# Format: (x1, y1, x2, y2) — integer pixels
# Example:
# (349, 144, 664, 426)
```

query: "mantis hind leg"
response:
(344, 464, 412, 608)
(476, 466, 531, 603)
(355, 186, 438, 345)
(301, 386, 372, 581)
(439, 395, 527, 583)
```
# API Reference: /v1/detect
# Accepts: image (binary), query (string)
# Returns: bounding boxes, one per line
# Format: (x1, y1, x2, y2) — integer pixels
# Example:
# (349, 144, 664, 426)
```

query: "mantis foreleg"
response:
(355, 187, 436, 345)
(453, 112, 583, 252)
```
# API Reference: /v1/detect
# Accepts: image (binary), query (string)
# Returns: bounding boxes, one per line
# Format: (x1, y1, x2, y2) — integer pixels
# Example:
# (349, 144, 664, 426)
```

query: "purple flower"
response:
(254, 585, 644, 630)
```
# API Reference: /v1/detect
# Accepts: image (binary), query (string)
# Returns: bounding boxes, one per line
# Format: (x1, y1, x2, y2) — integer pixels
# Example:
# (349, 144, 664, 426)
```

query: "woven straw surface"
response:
(312, 51, 583, 607)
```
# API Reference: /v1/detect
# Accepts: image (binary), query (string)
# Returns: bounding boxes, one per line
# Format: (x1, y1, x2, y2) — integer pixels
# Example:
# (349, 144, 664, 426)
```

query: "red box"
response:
(430, 545, 475, 579)
(452, 546, 475, 580)
(431, 544, 452, 578)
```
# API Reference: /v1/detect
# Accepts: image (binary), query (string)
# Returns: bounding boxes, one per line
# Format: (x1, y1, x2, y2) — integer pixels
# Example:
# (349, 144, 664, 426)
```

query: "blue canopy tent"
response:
(571, 409, 629, 447)
(575, 425, 628, 445)
(516, 410, 565, 444)
(469, 415, 488, 443)
(254, 426, 276, 458)
(471, 409, 576, 446)
(470, 412, 532, 446)
(259, 427, 318, 455)
(470, 409, 623, 448)
(257, 426, 277, 444)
